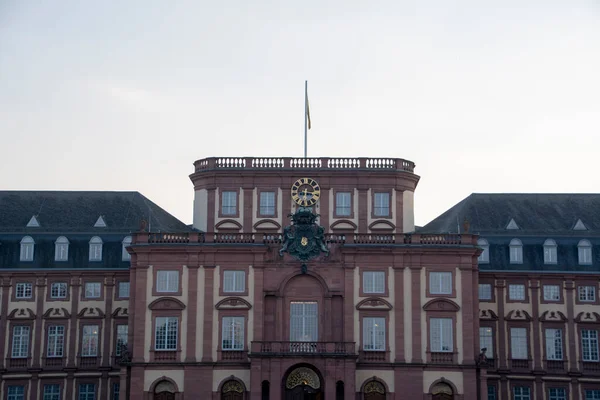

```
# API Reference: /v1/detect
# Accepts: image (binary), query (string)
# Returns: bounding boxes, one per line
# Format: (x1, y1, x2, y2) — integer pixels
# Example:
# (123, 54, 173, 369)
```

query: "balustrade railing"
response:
(429, 352, 455, 364)
(546, 360, 565, 371)
(78, 356, 99, 368)
(510, 359, 530, 370)
(153, 351, 178, 361)
(7, 357, 28, 368)
(44, 357, 64, 368)
(251, 341, 356, 356)
(220, 350, 247, 361)
(359, 351, 387, 362)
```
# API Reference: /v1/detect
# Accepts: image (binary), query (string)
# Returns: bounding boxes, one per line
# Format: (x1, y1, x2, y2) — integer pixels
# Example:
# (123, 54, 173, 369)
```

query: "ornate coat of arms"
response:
(279, 207, 329, 262)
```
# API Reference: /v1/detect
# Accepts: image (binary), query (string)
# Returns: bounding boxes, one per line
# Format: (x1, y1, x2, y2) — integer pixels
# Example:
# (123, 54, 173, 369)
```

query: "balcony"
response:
(429, 352, 455, 364)
(359, 351, 388, 362)
(250, 341, 356, 358)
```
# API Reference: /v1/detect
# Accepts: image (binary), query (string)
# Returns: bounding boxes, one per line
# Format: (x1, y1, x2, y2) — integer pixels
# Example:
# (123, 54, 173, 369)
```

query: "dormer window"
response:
(89, 236, 103, 262)
(477, 239, 489, 264)
(122, 236, 132, 261)
(509, 239, 523, 264)
(578, 240, 592, 265)
(20, 236, 35, 261)
(55, 236, 69, 261)
(543, 239, 557, 264)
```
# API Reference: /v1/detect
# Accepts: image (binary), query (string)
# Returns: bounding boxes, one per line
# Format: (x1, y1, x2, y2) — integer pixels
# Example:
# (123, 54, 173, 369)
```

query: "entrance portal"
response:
(284, 366, 322, 400)
(431, 382, 454, 400)
(363, 380, 385, 400)
(153, 380, 176, 400)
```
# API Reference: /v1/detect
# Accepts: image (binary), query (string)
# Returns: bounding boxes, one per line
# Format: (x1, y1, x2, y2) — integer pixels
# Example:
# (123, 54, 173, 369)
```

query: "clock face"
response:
(291, 177, 321, 207)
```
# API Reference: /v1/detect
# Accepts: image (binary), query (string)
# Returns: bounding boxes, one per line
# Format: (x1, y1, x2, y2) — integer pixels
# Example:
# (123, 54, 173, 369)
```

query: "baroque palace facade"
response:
(0, 157, 598, 400)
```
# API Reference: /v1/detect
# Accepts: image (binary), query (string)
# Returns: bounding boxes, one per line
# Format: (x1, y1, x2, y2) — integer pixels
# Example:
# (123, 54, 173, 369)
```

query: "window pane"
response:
(509, 284, 525, 301)
(549, 388, 566, 400)
(118, 282, 130, 298)
(157, 271, 179, 292)
(430, 318, 453, 352)
(582, 329, 599, 361)
(116, 325, 128, 356)
(47, 325, 65, 357)
(579, 286, 596, 302)
(363, 271, 385, 294)
(430, 272, 452, 295)
(510, 327, 528, 359)
(545, 329, 563, 360)
(11, 325, 30, 358)
(479, 327, 493, 356)
(335, 192, 351, 216)
(222, 316, 245, 350)
(85, 282, 101, 298)
(363, 317, 385, 351)
(43, 384, 61, 400)
(374, 192, 390, 217)
(222, 191, 237, 215)
(223, 270, 245, 293)
(7, 386, 25, 400)
(51, 282, 67, 299)
(543, 285, 560, 301)
(155, 317, 178, 350)
(79, 383, 96, 400)
(82, 325, 99, 356)
(290, 302, 318, 342)
(16, 283, 33, 299)
(479, 284, 492, 300)
(260, 191, 276, 216)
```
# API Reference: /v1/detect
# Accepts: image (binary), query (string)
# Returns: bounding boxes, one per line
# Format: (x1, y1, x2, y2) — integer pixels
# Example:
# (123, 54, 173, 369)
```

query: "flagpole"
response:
(304, 80, 308, 158)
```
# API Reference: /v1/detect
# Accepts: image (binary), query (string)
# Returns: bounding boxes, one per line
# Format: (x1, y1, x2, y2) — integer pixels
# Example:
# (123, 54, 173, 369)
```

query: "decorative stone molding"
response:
(112, 307, 129, 318)
(330, 220, 357, 230)
(215, 297, 252, 310)
(8, 308, 36, 320)
(253, 219, 281, 230)
(479, 309, 499, 320)
(356, 297, 393, 311)
(539, 310, 567, 322)
(505, 309, 532, 321)
(43, 307, 71, 319)
(423, 298, 460, 312)
(215, 219, 243, 230)
(148, 297, 186, 311)
(368, 220, 396, 231)
(575, 311, 600, 323)
(77, 307, 106, 319)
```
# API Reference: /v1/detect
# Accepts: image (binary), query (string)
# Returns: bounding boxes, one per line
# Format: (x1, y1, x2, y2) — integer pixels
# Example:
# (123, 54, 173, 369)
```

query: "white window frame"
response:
(7, 386, 25, 400)
(579, 286, 596, 302)
(259, 191, 276, 216)
(88, 236, 103, 262)
(513, 387, 531, 400)
(290, 301, 318, 342)
(118, 282, 130, 298)
(363, 317, 385, 351)
(543, 285, 561, 301)
(545, 328, 563, 360)
(508, 284, 526, 301)
(84, 282, 101, 299)
(116, 324, 128, 356)
(222, 316, 245, 350)
(11, 325, 30, 358)
(543, 239, 557, 264)
(155, 317, 178, 351)
(335, 192, 352, 216)
(477, 239, 489, 263)
(43, 384, 61, 400)
(122, 236, 132, 261)
(50, 282, 68, 299)
(429, 272, 452, 295)
(478, 284, 492, 300)
(510, 327, 528, 359)
(78, 383, 96, 400)
(20, 236, 35, 261)
(582, 329, 599, 362)
(579, 240, 593, 265)
(586, 389, 600, 400)
(221, 191, 237, 216)
(363, 271, 385, 294)
(81, 325, 99, 357)
(430, 318, 453, 352)
(373, 192, 390, 217)
(15, 283, 33, 299)
(46, 325, 65, 358)
(223, 270, 245, 293)
(509, 238, 523, 264)
(479, 326, 493, 356)
(54, 236, 69, 261)
(548, 388, 566, 400)
(156, 270, 179, 293)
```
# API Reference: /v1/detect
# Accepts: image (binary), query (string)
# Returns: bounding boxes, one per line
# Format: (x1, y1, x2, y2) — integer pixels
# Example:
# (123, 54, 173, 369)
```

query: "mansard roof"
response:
(421, 193, 600, 235)
(0, 191, 190, 233)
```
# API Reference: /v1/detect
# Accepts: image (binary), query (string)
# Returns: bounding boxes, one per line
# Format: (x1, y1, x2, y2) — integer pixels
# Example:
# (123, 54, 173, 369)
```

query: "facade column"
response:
(460, 265, 475, 363)
(201, 266, 215, 362)
(410, 266, 422, 363)
(185, 265, 199, 362)
(32, 276, 46, 369)
(357, 189, 368, 233)
(496, 279, 507, 370)
(393, 259, 405, 362)
(0, 278, 10, 368)
(530, 279, 542, 372)
(565, 280, 578, 373)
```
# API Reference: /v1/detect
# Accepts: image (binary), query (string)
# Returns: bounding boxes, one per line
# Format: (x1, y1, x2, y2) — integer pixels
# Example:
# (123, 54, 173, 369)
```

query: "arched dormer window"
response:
(477, 239, 489, 264)
(509, 239, 523, 264)
(578, 240, 592, 265)
(89, 236, 103, 262)
(543, 239, 557, 264)
(122, 236, 132, 261)
(55, 236, 69, 261)
(20, 236, 35, 261)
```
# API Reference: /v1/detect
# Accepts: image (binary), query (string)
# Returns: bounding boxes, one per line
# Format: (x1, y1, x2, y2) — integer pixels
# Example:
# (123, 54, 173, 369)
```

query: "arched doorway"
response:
(284, 366, 322, 400)
(221, 379, 245, 400)
(154, 380, 176, 400)
(431, 382, 454, 400)
(363, 380, 385, 400)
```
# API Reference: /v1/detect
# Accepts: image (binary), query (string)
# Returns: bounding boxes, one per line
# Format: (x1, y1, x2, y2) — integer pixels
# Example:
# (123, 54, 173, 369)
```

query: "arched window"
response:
(55, 236, 69, 261)
(363, 380, 386, 400)
(89, 236, 103, 262)
(261, 381, 270, 400)
(477, 239, 489, 264)
(509, 239, 523, 264)
(543, 239, 557, 264)
(336, 381, 345, 400)
(20, 236, 35, 261)
(578, 240, 592, 265)
(122, 236, 132, 261)
(221, 379, 244, 400)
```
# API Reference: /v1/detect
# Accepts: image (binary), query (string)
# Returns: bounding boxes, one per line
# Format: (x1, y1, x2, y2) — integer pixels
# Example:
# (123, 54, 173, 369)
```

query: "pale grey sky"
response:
(1, 1, 599, 226)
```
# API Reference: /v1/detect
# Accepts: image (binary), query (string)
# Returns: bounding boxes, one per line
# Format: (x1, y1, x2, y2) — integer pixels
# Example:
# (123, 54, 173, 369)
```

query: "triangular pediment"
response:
(94, 216, 107, 228)
(573, 219, 588, 231)
(27, 215, 40, 227)
(506, 218, 519, 230)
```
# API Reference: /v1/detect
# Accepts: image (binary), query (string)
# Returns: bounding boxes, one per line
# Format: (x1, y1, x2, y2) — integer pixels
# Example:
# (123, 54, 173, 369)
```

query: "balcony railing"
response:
(153, 351, 178, 362)
(429, 352, 455, 364)
(250, 341, 356, 357)
(78, 356, 99, 368)
(193, 157, 415, 173)
(510, 359, 530, 370)
(219, 350, 248, 361)
(44, 357, 64, 368)
(359, 351, 387, 362)
(582, 361, 600, 373)
(7, 357, 28, 369)
(546, 359, 565, 371)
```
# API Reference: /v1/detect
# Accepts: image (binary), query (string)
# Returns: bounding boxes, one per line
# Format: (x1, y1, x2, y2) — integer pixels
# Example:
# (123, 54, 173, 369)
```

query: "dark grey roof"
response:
(0, 191, 190, 233)
(421, 193, 600, 235)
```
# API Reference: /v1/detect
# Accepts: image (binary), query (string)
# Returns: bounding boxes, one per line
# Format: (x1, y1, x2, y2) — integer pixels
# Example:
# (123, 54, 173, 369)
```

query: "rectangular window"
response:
(363, 271, 385, 294)
(89, 243, 102, 261)
(543, 285, 561, 301)
(113, 383, 120, 400)
(549, 388, 566, 400)
(290, 301, 318, 342)
(259, 191, 276, 216)
(11, 326, 30, 358)
(510, 327, 528, 359)
(222, 316, 244, 350)
(545, 328, 563, 360)
(373, 192, 390, 217)
(508, 284, 526, 301)
(47, 325, 65, 358)
(223, 270, 245, 293)
(84, 282, 101, 299)
(116, 325, 128, 356)
(43, 385, 61, 400)
(155, 317, 178, 350)
(79, 384, 96, 400)
(118, 282, 130, 298)
(480, 327, 493, 356)
(582, 329, 599, 361)
(157, 270, 179, 293)
(363, 317, 385, 351)
(15, 283, 32, 299)
(55, 243, 69, 261)
(50, 282, 67, 299)
(335, 192, 352, 216)
(81, 325, 99, 357)
(20, 243, 34, 261)
(7, 386, 25, 400)
(221, 191, 237, 215)
(479, 284, 492, 300)
(513, 387, 530, 400)
(579, 246, 592, 265)
(487, 386, 496, 400)
(579, 286, 596, 302)
(586, 390, 600, 400)
(544, 246, 558, 264)
(430, 272, 452, 295)
(430, 318, 453, 352)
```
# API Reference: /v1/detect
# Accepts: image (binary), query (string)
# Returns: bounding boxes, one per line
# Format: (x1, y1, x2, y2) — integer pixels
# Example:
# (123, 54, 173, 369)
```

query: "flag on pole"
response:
(305, 85, 311, 130)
